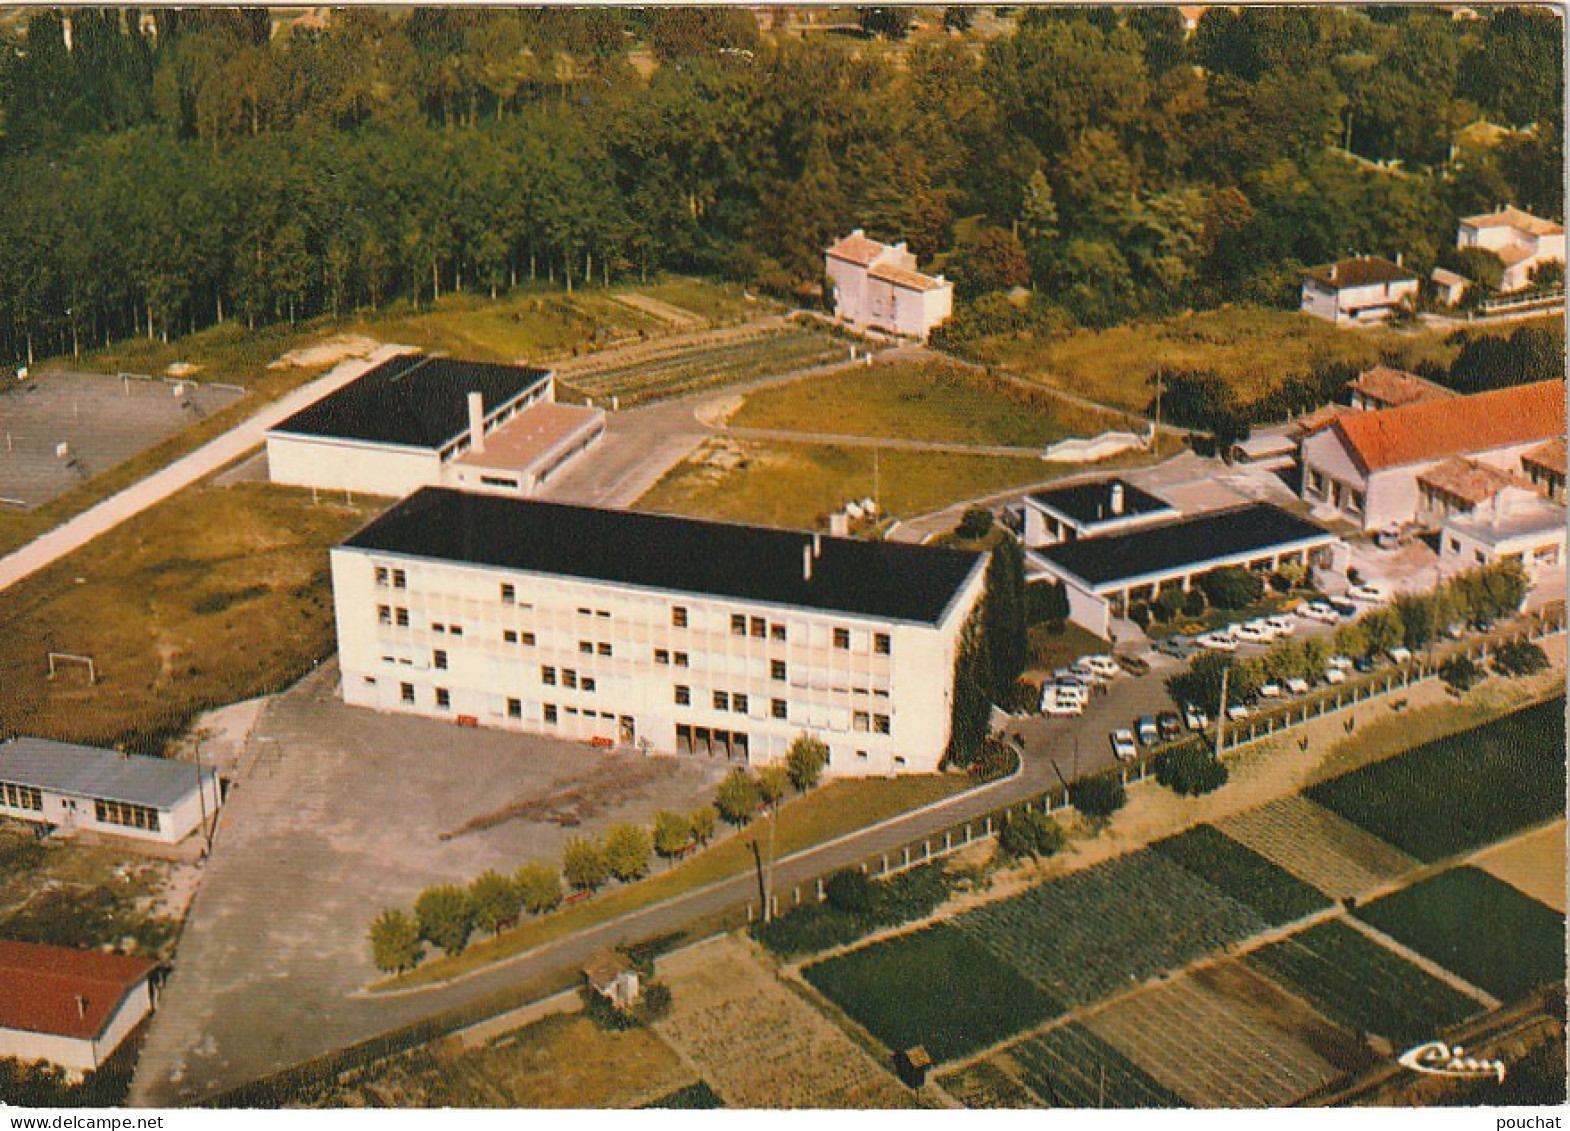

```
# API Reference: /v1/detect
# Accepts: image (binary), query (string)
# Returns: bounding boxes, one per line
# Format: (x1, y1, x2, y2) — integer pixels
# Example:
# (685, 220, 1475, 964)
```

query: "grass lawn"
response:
(1150, 824, 1331, 925)
(380, 773, 974, 989)
(1026, 622, 1111, 671)
(1306, 697, 1566, 863)
(1243, 919, 1483, 1047)
(639, 276, 770, 323)
(0, 481, 381, 752)
(637, 439, 1061, 529)
(803, 923, 1061, 1063)
(729, 359, 1130, 447)
(1354, 867, 1565, 1002)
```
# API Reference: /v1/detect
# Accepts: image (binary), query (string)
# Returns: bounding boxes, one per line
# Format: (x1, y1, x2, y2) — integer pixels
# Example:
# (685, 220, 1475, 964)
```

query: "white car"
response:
(1053, 678, 1090, 705)
(1083, 654, 1121, 681)
(1183, 704, 1210, 731)
(1043, 689, 1085, 717)
(1109, 729, 1138, 761)
(1347, 582, 1390, 604)
(1197, 631, 1238, 652)
(1388, 646, 1412, 664)
(1069, 659, 1106, 684)
(1299, 601, 1339, 625)
(1258, 682, 1282, 698)
(1327, 654, 1354, 671)
(1285, 676, 1311, 695)
(1324, 668, 1347, 685)
(1235, 621, 1272, 644)
(1226, 703, 1252, 721)
(1265, 615, 1296, 637)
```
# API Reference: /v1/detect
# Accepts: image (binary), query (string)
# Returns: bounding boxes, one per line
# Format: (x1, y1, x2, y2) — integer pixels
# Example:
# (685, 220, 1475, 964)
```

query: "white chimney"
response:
(1395, 252, 1404, 267)
(802, 544, 814, 582)
(1110, 482, 1125, 516)
(1328, 263, 1338, 282)
(812, 532, 822, 559)
(75, 995, 87, 1019)
(467, 392, 486, 454)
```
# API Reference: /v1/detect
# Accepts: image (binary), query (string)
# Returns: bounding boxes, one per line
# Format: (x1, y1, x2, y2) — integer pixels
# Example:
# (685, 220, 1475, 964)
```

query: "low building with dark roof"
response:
(0, 940, 158, 1076)
(1021, 478, 1177, 547)
(1300, 256, 1419, 324)
(330, 489, 988, 776)
(1027, 503, 1338, 638)
(266, 353, 602, 499)
(0, 738, 220, 846)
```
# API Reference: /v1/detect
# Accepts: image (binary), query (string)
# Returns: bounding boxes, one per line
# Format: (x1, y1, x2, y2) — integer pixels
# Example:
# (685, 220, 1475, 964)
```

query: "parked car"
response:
(1235, 621, 1272, 644)
(1387, 646, 1412, 665)
(1328, 597, 1359, 618)
(1053, 678, 1090, 706)
(1473, 618, 1496, 634)
(1444, 622, 1467, 640)
(1117, 653, 1151, 676)
(1183, 703, 1210, 731)
(1299, 601, 1339, 624)
(1324, 668, 1347, 685)
(1197, 630, 1238, 652)
(1353, 655, 1377, 674)
(1258, 682, 1282, 698)
(1285, 676, 1311, 695)
(1226, 703, 1252, 721)
(1070, 659, 1106, 684)
(1135, 715, 1160, 746)
(1110, 729, 1138, 761)
(1083, 654, 1121, 681)
(1043, 689, 1085, 717)
(1157, 711, 1184, 741)
(1154, 637, 1198, 662)
(1328, 654, 1354, 671)
(1347, 582, 1390, 604)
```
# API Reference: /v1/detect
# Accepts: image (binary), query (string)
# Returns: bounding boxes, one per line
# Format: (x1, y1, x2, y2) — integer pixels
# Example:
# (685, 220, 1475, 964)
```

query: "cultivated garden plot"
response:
(1082, 962, 1372, 1108)
(989, 1023, 1185, 1109)
(952, 850, 1270, 1009)
(1148, 824, 1331, 926)
(1476, 819, 1567, 913)
(1216, 796, 1419, 901)
(1243, 919, 1486, 1049)
(935, 1059, 1039, 1109)
(564, 326, 846, 404)
(802, 923, 1060, 1065)
(1354, 867, 1566, 1004)
(1306, 697, 1566, 864)
(657, 936, 920, 1109)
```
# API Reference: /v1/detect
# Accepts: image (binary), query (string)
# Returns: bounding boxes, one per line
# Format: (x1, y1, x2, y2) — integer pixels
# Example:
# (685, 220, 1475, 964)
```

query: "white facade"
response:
(1458, 206, 1566, 293)
(1441, 496, 1566, 579)
(330, 543, 986, 778)
(0, 743, 220, 846)
(825, 230, 953, 340)
(0, 979, 152, 1077)
(1301, 272, 1420, 324)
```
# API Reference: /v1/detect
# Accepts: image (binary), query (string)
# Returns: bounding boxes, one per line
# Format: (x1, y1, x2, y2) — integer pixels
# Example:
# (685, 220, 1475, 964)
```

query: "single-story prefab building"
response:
(330, 487, 988, 777)
(0, 737, 221, 846)
(1027, 502, 1339, 638)
(266, 353, 604, 499)
(1300, 380, 1566, 531)
(0, 940, 158, 1077)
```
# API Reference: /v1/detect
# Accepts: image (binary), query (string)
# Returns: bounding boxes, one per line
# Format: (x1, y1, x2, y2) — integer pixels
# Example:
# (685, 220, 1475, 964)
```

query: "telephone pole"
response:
(1214, 664, 1230, 761)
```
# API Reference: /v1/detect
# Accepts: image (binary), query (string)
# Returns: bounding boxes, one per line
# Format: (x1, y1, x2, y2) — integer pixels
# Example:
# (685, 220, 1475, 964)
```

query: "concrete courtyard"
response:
(133, 662, 726, 1105)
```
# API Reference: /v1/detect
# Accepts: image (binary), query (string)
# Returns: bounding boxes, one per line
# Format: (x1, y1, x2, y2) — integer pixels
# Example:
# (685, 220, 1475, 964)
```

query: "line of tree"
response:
(0, 6, 1560, 365)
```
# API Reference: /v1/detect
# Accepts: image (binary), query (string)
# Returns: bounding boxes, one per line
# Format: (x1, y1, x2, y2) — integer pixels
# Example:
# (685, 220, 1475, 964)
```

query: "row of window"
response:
(95, 799, 162, 832)
(674, 685, 790, 720)
(1, 782, 41, 811)
(542, 703, 619, 726)
(374, 566, 407, 589)
(541, 666, 598, 693)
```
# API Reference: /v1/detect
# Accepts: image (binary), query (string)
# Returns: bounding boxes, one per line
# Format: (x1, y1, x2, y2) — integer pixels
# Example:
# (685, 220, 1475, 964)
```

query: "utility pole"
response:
(1214, 664, 1230, 761)
(763, 802, 777, 923)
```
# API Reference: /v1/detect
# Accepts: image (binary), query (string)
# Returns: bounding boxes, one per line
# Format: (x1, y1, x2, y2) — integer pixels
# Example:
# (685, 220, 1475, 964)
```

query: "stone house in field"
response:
(824, 230, 953, 340)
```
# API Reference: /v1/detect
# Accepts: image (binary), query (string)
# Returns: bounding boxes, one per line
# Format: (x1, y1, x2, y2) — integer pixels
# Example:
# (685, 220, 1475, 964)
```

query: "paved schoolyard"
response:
(0, 371, 244, 508)
(133, 662, 726, 1105)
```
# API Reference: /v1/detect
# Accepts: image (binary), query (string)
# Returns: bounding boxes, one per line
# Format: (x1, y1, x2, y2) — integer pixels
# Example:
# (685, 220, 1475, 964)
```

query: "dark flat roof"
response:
(0, 737, 214, 810)
(1037, 503, 1334, 589)
(340, 489, 986, 625)
(1026, 479, 1173, 527)
(271, 354, 551, 450)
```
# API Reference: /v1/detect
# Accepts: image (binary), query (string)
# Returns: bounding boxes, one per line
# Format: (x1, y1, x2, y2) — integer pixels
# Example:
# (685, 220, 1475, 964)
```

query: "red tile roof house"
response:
(824, 230, 954, 341)
(0, 941, 158, 1077)
(1299, 380, 1566, 532)
(1300, 256, 1419, 324)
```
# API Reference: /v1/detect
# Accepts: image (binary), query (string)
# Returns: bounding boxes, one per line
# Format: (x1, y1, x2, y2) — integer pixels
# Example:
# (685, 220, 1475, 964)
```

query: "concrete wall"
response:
(267, 434, 440, 498)
(332, 546, 986, 777)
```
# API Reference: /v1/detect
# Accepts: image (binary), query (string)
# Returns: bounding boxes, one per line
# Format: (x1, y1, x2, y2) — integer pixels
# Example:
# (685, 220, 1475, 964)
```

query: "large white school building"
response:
(329, 489, 988, 777)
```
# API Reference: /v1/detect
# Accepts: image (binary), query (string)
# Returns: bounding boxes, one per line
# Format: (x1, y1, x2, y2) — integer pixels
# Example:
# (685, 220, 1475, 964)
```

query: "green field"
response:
(1243, 920, 1485, 1047)
(1150, 825, 1331, 926)
(1354, 868, 1565, 1003)
(803, 923, 1061, 1063)
(953, 849, 1270, 1009)
(730, 360, 1129, 448)
(637, 439, 1058, 529)
(996, 1024, 1185, 1109)
(1306, 697, 1566, 863)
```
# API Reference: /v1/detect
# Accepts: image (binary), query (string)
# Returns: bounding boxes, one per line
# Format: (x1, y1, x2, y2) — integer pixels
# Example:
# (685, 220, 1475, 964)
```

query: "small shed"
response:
(895, 1045, 932, 1088)
(582, 951, 641, 1010)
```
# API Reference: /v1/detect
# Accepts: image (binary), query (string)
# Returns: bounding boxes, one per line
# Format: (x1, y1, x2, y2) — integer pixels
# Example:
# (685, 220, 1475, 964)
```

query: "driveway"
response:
(130, 663, 726, 1106)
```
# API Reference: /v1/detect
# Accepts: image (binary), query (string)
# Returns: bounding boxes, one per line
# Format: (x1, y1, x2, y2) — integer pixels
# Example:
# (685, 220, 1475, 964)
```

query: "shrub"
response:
(1441, 654, 1484, 693)
(714, 768, 762, 826)
(1182, 588, 1207, 617)
(785, 734, 829, 791)
(1026, 580, 1070, 626)
(1154, 743, 1229, 796)
(1197, 566, 1264, 609)
(469, 870, 520, 935)
(603, 824, 653, 882)
(956, 506, 995, 540)
(1129, 602, 1152, 630)
(653, 810, 693, 861)
(756, 764, 791, 806)
(754, 864, 958, 958)
(581, 979, 674, 1030)
(1152, 587, 1186, 623)
(824, 869, 878, 915)
(1494, 640, 1549, 678)
(1070, 771, 1127, 819)
(413, 884, 475, 956)
(563, 836, 610, 892)
(514, 861, 563, 914)
(369, 908, 423, 973)
(971, 735, 1020, 781)
(689, 804, 718, 846)
(997, 809, 1067, 859)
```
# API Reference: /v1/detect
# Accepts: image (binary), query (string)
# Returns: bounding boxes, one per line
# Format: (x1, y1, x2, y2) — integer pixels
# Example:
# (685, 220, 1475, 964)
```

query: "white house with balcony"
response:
(825, 230, 953, 340)
(1457, 206, 1565, 293)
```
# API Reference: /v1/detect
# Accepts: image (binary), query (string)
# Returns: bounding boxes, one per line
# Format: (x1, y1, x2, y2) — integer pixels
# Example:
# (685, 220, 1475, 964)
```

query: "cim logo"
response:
(1398, 1040, 1507, 1084)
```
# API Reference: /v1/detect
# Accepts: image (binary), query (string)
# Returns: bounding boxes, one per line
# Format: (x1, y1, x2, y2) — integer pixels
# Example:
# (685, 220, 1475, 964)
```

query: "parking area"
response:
(135, 661, 727, 1103)
(0, 371, 245, 508)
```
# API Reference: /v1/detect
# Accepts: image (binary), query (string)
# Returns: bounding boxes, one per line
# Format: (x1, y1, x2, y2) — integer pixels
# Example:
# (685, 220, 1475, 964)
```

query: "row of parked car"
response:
(1155, 588, 1394, 661)
(1039, 653, 1122, 717)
